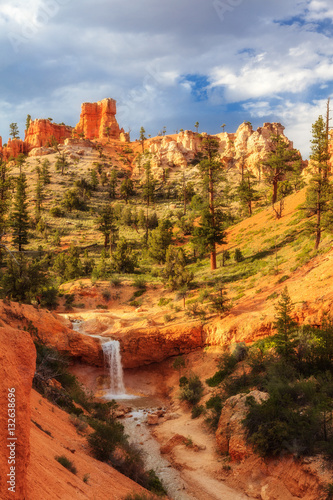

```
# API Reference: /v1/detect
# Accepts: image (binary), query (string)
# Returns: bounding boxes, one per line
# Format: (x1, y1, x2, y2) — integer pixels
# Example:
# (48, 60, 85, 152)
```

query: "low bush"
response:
(179, 374, 204, 406)
(55, 455, 77, 474)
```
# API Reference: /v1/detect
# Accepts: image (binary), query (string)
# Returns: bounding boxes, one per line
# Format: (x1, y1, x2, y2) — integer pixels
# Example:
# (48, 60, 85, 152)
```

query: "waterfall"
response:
(102, 340, 126, 396)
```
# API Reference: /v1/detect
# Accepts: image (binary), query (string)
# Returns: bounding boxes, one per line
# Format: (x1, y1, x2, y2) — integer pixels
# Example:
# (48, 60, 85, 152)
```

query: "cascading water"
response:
(102, 340, 126, 396)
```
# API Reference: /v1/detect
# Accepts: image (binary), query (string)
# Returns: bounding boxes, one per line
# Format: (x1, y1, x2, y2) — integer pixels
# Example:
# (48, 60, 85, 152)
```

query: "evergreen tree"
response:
(196, 136, 225, 270)
(303, 115, 333, 250)
(142, 160, 156, 243)
(9, 123, 19, 139)
(162, 246, 193, 292)
(25, 114, 32, 131)
(192, 209, 226, 263)
(35, 178, 44, 217)
(273, 286, 298, 359)
(16, 153, 26, 175)
(0, 161, 12, 233)
(41, 158, 51, 185)
(261, 134, 300, 205)
(139, 126, 146, 154)
(90, 169, 99, 190)
(120, 176, 135, 204)
(235, 170, 259, 216)
(96, 205, 118, 252)
(111, 238, 137, 273)
(148, 219, 173, 264)
(11, 174, 29, 251)
(55, 152, 69, 175)
(108, 169, 118, 199)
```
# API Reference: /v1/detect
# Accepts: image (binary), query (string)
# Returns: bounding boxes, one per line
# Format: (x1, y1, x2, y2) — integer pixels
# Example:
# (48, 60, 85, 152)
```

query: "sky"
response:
(0, 0, 333, 158)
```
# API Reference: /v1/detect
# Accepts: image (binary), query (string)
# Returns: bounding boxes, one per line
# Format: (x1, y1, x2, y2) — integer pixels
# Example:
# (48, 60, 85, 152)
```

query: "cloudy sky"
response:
(0, 0, 333, 158)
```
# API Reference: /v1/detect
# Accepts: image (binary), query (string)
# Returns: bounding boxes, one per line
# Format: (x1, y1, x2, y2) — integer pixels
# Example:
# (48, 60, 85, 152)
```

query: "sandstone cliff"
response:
(216, 391, 329, 500)
(0, 326, 36, 500)
(2, 138, 25, 160)
(0, 301, 103, 366)
(74, 98, 121, 141)
(136, 122, 301, 181)
(25, 119, 72, 151)
(109, 321, 205, 368)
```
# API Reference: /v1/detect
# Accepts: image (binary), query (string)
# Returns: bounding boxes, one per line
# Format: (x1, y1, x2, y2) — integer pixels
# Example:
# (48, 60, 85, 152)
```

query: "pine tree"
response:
(108, 169, 118, 199)
(162, 246, 193, 293)
(111, 238, 137, 273)
(0, 161, 12, 261)
(273, 287, 298, 359)
(11, 174, 29, 251)
(195, 136, 225, 270)
(55, 152, 69, 175)
(96, 205, 118, 253)
(139, 126, 146, 154)
(148, 219, 173, 264)
(235, 170, 259, 216)
(120, 176, 134, 204)
(303, 115, 333, 250)
(261, 134, 300, 205)
(41, 159, 51, 185)
(9, 123, 19, 139)
(25, 114, 32, 132)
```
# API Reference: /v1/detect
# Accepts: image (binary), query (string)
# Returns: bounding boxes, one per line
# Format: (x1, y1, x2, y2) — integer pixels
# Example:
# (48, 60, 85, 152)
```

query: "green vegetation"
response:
(33, 341, 166, 496)
(205, 293, 333, 458)
(55, 455, 77, 474)
(179, 374, 204, 406)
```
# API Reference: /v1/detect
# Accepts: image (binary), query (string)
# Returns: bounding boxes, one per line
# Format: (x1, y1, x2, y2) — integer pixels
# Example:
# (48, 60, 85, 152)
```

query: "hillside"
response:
(1, 99, 333, 500)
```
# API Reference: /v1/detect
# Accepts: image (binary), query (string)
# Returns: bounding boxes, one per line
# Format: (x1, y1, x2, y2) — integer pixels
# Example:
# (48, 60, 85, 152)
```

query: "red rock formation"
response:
(110, 321, 204, 368)
(0, 325, 36, 500)
(74, 98, 120, 140)
(139, 122, 303, 181)
(0, 301, 103, 366)
(216, 390, 269, 461)
(25, 119, 72, 151)
(2, 138, 25, 160)
(216, 390, 329, 499)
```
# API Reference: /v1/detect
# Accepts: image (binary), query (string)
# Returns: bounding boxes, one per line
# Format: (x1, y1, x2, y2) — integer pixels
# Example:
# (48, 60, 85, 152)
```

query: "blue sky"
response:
(0, 0, 333, 158)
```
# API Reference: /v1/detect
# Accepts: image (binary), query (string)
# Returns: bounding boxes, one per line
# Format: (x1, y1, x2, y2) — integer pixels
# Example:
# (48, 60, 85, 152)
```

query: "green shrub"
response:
(205, 395, 223, 429)
(133, 276, 147, 290)
(87, 420, 125, 461)
(234, 248, 244, 262)
(110, 276, 122, 287)
(191, 405, 204, 419)
(49, 206, 64, 217)
(55, 455, 77, 474)
(179, 376, 188, 387)
(69, 414, 88, 433)
(179, 374, 203, 406)
(206, 352, 238, 387)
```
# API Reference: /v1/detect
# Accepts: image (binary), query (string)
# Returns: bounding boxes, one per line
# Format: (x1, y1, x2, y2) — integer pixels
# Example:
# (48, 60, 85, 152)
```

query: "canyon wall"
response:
(0, 326, 36, 500)
(138, 122, 302, 180)
(25, 119, 72, 150)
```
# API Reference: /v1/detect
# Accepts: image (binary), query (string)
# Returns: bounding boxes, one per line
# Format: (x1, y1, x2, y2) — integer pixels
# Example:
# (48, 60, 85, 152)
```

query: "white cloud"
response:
(0, 0, 332, 159)
(243, 99, 328, 158)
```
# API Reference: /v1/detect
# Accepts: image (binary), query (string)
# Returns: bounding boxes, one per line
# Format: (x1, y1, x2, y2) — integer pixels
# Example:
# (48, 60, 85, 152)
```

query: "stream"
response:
(67, 315, 248, 500)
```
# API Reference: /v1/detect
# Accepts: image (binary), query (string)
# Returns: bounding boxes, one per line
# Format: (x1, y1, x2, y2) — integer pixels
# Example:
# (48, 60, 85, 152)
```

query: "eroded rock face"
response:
(0, 301, 103, 367)
(217, 391, 327, 499)
(110, 322, 204, 368)
(0, 326, 36, 500)
(74, 98, 120, 140)
(216, 390, 269, 461)
(25, 119, 72, 150)
(141, 122, 301, 181)
(2, 138, 25, 160)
